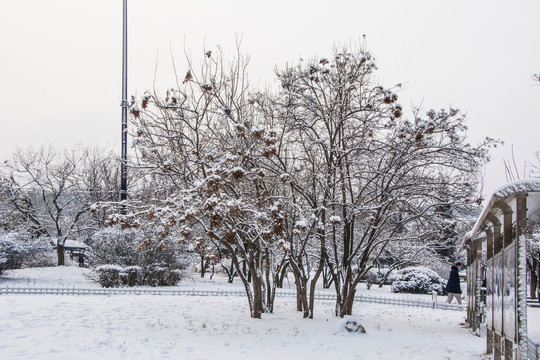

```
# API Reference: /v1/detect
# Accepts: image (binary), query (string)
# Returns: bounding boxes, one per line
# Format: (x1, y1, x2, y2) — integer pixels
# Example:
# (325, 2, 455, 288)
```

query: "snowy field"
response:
(0, 266, 486, 360)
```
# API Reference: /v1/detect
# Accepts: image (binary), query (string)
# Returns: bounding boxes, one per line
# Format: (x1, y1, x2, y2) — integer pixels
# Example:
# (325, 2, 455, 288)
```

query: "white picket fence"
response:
(354, 293, 465, 311)
(0, 286, 465, 311)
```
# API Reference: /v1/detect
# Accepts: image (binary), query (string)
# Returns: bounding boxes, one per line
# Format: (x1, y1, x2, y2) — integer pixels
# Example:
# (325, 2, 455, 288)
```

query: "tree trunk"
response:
(216, 241, 259, 318)
(264, 249, 278, 313)
(246, 243, 263, 318)
(277, 262, 289, 288)
(289, 259, 310, 316)
(322, 264, 334, 289)
(295, 275, 304, 312)
(378, 268, 394, 288)
(251, 272, 262, 319)
(307, 256, 325, 319)
(57, 244, 65, 266)
(226, 262, 236, 283)
(300, 278, 309, 317)
(200, 256, 206, 278)
(339, 287, 356, 317)
(537, 262, 540, 302)
(531, 258, 538, 299)
(209, 263, 215, 280)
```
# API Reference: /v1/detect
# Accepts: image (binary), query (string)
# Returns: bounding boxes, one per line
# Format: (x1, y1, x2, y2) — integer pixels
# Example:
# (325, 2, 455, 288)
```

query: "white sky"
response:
(1, 0, 539, 196)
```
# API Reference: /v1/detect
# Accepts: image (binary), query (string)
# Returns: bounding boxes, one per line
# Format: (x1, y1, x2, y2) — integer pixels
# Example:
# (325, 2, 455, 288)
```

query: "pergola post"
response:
(485, 227, 494, 354)
(501, 205, 514, 360)
(474, 238, 483, 332)
(516, 194, 528, 360)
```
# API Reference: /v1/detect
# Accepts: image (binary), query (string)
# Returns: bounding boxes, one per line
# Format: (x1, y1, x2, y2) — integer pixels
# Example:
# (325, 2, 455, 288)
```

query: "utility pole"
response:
(120, 0, 128, 206)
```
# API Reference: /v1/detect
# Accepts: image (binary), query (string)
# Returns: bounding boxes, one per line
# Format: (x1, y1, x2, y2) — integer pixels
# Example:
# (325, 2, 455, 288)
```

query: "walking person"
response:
(445, 262, 462, 304)
(78, 253, 85, 268)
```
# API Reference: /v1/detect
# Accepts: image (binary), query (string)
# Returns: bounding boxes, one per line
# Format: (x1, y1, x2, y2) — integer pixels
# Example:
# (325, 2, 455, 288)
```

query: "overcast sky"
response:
(1, 0, 539, 197)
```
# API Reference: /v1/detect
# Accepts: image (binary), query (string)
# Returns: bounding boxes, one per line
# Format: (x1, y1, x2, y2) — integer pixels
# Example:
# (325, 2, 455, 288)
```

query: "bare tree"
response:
(268, 44, 494, 317)
(130, 42, 494, 320)
(0, 176, 44, 235)
(5, 146, 120, 265)
(131, 45, 288, 318)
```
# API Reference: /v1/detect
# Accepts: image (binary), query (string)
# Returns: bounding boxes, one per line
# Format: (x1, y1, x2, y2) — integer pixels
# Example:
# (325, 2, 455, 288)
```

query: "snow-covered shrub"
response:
(144, 266, 183, 287)
(22, 248, 57, 268)
(360, 269, 379, 289)
(357, 268, 392, 289)
(144, 266, 168, 287)
(0, 254, 7, 274)
(122, 265, 143, 287)
(87, 227, 141, 266)
(94, 265, 123, 288)
(0, 232, 51, 274)
(88, 226, 191, 287)
(92, 265, 144, 287)
(0, 236, 27, 273)
(391, 266, 445, 295)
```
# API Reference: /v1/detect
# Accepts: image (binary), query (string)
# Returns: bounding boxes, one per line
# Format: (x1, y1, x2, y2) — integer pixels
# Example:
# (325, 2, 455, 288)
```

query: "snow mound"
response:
(335, 316, 367, 334)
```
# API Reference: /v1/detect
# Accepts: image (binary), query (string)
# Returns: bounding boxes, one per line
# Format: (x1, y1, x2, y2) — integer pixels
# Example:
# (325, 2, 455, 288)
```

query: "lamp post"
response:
(120, 0, 128, 205)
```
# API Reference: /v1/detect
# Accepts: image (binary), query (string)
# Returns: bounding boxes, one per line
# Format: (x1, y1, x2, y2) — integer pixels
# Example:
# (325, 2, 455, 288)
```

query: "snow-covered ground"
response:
(0, 266, 486, 360)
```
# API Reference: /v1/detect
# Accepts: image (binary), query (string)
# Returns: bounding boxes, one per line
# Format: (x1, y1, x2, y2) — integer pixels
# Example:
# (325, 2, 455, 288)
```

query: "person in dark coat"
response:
(78, 253, 85, 268)
(445, 262, 462, 304)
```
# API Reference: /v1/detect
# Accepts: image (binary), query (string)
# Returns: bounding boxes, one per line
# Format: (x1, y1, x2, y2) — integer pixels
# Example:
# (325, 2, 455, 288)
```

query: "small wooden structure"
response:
(64, 239, 88, 253)
(52, 239, 88, 255)
(461, 179, 540, 360)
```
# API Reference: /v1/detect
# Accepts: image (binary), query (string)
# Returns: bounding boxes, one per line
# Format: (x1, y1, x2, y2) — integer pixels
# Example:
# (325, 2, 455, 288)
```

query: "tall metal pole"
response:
(120, 0, 128, 205)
